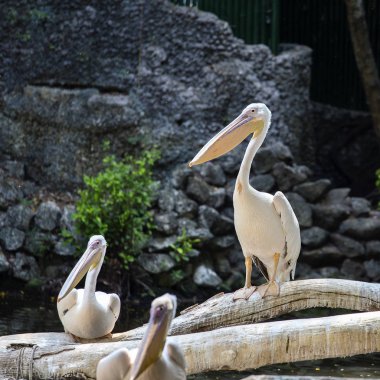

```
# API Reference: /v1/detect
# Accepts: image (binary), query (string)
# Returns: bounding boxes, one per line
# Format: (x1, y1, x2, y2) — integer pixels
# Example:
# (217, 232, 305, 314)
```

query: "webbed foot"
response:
(258, 281, 280, 298)
(233, 286, 257, 301)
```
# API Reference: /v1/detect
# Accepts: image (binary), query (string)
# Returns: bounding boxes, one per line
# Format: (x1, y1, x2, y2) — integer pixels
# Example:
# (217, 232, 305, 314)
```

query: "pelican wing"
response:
(166, 343, 187, 379)
(96, 348, 132, 380)
(273, 191, 301, 280)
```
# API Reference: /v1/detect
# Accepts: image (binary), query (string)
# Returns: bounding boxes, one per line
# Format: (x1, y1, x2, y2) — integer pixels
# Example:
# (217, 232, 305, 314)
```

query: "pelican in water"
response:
(189, 103, 301, 300)
(57, 235, 120, 339)
(97, 293, 186, 380)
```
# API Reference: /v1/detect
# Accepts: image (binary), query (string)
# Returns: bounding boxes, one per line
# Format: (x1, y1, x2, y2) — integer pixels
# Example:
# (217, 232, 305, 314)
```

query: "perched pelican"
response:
(57, 235, 120, 339)
(97, 293, 186, 380)
(189, 103, 301, 300)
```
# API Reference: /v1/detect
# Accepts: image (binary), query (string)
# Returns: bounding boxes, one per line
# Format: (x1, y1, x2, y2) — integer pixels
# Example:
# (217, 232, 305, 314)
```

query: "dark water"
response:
(1, 292, 380, 379)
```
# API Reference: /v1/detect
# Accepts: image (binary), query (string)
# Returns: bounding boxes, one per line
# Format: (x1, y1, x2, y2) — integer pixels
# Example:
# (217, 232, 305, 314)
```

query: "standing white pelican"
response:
(189, 103, 301, 300)
(57, 235, 121, 339)
(97, 293, 186, 380)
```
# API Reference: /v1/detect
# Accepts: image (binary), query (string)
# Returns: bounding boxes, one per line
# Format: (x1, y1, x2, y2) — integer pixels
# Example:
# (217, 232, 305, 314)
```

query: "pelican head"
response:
(130, 293, 177, 380)
(189, 103, 271, 167)
(57, 235, 107, 302)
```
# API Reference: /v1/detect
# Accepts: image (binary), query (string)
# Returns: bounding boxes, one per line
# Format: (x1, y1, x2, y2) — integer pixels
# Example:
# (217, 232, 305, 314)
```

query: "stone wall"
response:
(0, 141, 379, 296)
(0, 0, 312, 190)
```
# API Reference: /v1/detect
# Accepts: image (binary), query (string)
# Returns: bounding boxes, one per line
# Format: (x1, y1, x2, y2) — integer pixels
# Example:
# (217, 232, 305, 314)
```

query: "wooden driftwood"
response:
(1, 311, 380, 378)
(0, 279, 380, 378)
(3, 278, 379, 347)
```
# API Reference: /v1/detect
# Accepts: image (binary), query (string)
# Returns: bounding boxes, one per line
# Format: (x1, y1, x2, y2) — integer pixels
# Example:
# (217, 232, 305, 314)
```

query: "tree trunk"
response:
(1, 311, 380, 379)
(345, 0, 380, 141)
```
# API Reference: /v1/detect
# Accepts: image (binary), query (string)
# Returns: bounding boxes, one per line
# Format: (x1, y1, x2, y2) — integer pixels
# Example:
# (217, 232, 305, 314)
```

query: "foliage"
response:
(68, 150, 159, 268)
(169, 228, 200, 263)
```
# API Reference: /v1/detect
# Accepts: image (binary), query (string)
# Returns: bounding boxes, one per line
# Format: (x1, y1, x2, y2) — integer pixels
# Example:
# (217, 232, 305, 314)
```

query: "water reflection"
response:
(1, 293, 380, 379)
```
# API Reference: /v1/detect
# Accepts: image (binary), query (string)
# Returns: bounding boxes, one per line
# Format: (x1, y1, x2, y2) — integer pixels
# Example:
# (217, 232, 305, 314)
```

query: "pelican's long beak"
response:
(189, 113, 264, 167)
(130, 294, 176, 380)
(57, 244, 103, 302)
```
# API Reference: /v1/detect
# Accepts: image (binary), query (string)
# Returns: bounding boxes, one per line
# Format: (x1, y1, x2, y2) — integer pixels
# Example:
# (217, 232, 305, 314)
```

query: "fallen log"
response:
(1, 311, 379, 379)
(2, 278, 378, 346)
(241, 377, 364, 380)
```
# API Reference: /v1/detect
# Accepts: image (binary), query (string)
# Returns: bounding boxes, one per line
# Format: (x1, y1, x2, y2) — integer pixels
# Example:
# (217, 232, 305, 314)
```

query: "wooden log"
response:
(3, 278, 376, 346)
(241, 377, 364, 380)
(0, 311, 380, 378)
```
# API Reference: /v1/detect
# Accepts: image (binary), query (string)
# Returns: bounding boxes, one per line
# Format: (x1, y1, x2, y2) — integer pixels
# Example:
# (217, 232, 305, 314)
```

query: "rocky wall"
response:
(0, 0, 312, 190)
(0, 141, 379, 297)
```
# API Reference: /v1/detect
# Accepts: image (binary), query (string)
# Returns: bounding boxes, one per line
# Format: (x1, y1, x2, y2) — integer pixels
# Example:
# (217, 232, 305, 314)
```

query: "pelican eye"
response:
(154, 304, 166, 320)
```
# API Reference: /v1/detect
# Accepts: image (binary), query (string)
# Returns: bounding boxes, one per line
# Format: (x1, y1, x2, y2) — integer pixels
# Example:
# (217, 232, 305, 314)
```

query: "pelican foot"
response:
(258, 281, 280, 298)
(233, 286, 257, 301)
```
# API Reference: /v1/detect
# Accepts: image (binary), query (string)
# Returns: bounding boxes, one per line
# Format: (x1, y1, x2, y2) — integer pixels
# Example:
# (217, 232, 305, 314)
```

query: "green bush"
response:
(68, 150, 159, 268)
(169, 228, 200, 263)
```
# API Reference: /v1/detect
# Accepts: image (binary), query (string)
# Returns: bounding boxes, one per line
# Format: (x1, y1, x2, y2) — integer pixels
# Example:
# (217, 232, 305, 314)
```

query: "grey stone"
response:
(302, 244, 344, 266)
(293, 179, 331, 202)
(21, 181, 38, 197)
(187, 249, 201, 258)
(251, 174, 275, 192)
(341, 258, 365, 279)
(216, 257, 231, 277)
(60, 205, 76, 234)
(340, 218, 380, 240)
(0, 180, 23, 209)
(177, 218, 197, 232)
(222, 207, 234, 220)
(0, 213, 7, 228)
(363, 260, 380, 281)
(0, 249, 10, 273)
(207, 187, 226, 209)
(225, 180, 235, 204)
(154, 212, 178, 235)
(350, 197, 371, 217)
(319, 266, 341, 278)
(220, 150, 242, 174)
(184, 227, 213, 242)
(225, 271, 245, 289)
(254, 142, 293, 174)
(323, 188, 350, 204)
(186, 176, 211, 204)
(366, 241, 380, 257)
(171, 166, 191, 189)
(148, 236, 177, 252)
(175, 190, 198, 217)
(193, 264, 222, 287)
(138, 253, 175, 274)
(210, 235, 236, 249)
(10, 252, 40, 282)
(330, 233, 365, 258)
(35, 201, 62, 231)
(198, 205, 234, 236)
(301, 227, 329, 249)
(199, 162, 226, 186)
(54, 239, 76, 256)
(294, 262, 312, 279)
(0, 227, 25, 251)
(24, 231, 55, 256)
(158, 187, 177, 212)
(285, 192, 313, 228)
(272, 163, 311, 191)
(3, 161, 25, 179)
(312, 204, 350, 230)
(6, 204, 34, 231)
